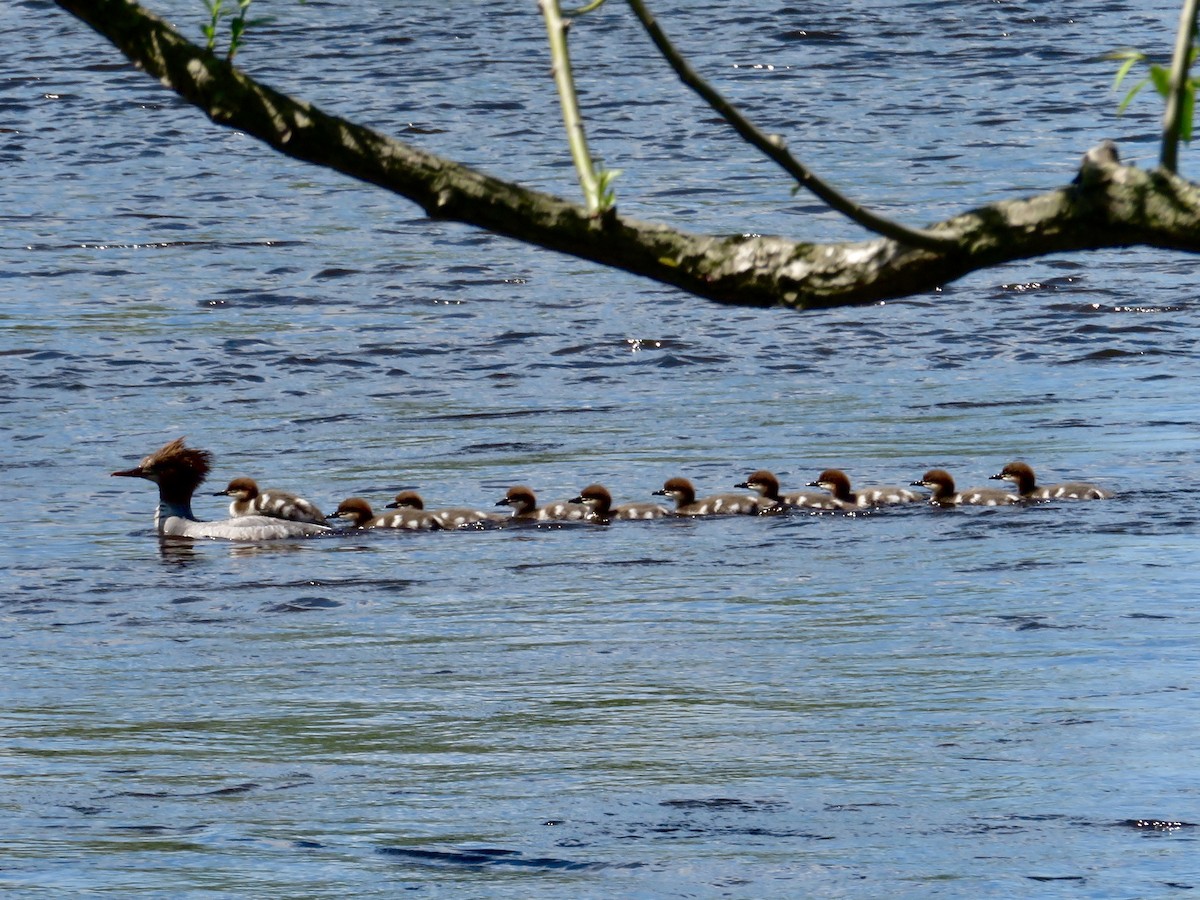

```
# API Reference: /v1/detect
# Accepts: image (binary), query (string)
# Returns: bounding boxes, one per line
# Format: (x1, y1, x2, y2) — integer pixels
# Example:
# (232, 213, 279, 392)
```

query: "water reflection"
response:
(155, 536, 328, 565)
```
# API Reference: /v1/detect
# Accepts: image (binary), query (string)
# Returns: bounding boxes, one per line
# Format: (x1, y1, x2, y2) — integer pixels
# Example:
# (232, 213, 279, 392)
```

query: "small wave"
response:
(376, 845, 626, 872)
(263, 596, 342, 612)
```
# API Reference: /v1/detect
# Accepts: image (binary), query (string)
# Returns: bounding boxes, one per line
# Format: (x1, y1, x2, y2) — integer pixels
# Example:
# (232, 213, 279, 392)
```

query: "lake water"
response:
(3, 0, 1200, 895)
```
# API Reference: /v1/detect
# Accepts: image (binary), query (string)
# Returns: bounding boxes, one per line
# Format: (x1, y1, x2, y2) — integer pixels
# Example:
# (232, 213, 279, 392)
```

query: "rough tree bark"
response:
(54, 0, 1200, 311)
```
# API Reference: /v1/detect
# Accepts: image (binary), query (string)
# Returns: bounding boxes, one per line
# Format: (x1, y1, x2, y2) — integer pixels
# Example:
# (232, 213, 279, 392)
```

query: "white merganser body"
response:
(735, 469, 838, 511)
(807, 469, 920, 509)
(496, 485, 590, 522)
(911, 469, 1020, 507)
(330, 497, 443, 531)
(112, 438, 330, 540)
(571, 484, 670, 521)
(990, 461, 1113, 500)
(652, 477, 765, 516)
(213, 476, 328, 525)
(385, 491, 505, 528)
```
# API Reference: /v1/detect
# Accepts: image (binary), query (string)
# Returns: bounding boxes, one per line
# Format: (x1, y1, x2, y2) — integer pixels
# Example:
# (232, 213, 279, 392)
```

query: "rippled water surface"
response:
(4, 0, 1200, 895)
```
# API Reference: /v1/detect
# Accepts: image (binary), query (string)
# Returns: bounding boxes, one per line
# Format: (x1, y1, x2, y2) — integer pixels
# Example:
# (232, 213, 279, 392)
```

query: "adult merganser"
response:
(735, 469, 837, 511)
(213, 476, 328, 525)
(495, 485, 590, 522)
(570, 484, 669, 521)
(806, 469, 919, 509)
(990, 461, 1113, 500)
(652, 477, 764, 516)
(385, 490, 505, 528)
(328, 497, 443, 530)
(910, 469, 1020, 506)
(111, 437, 330, 540)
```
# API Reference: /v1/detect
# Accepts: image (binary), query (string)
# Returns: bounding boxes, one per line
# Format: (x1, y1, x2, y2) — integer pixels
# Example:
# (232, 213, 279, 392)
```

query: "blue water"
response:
(3, 0, 1199, 895)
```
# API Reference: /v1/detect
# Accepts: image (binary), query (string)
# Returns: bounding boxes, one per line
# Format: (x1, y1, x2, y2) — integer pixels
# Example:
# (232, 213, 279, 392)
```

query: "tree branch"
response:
(622, 0, 956, 251)
(1161, 0, 1199, 172)
(540, 0, 604, 213)
(52, 0, 1200, 311)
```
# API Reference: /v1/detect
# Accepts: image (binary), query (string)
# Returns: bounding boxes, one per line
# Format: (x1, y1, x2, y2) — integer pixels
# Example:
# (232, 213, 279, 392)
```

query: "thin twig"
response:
(540, 0, 604, 212)
(1161, 0, 1199, 172)
(564, 0, 608, 15)
(624, 0, 955, 250)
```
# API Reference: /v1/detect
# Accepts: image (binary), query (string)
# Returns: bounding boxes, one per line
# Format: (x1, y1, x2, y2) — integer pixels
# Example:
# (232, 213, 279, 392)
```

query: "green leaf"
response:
(1117, 77, 1150, 113)
(1149, 64, 1171, 99)
(595, 167, 621, 212)
(1111, 50, 1146, 91)
(1108, 41, 1200, 145)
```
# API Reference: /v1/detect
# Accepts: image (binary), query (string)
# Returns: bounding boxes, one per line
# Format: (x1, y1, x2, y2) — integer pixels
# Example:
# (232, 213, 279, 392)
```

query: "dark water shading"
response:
(263, 597, 343, 613)
(1119, 819, 1198, 830)
(103, 782, 260, 799)
(507, 557, 670, 573)
(377, 845, 622, 872)
(661, 797, 788, 812)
